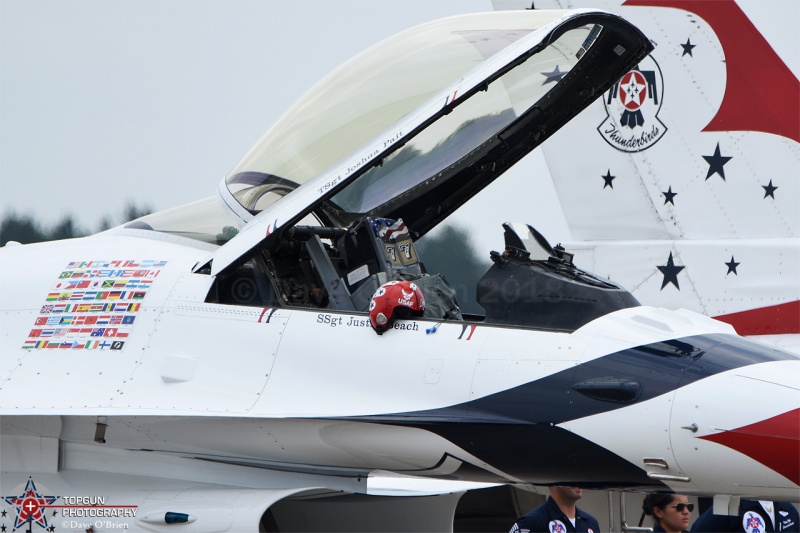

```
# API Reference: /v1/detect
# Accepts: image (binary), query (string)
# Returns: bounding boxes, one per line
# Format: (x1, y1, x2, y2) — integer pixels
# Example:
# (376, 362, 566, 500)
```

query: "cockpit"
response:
(205, 215, 639, 332)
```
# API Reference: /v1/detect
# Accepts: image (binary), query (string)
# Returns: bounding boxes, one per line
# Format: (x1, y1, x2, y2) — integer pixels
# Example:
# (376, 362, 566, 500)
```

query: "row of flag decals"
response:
(22, 260, 166, 351)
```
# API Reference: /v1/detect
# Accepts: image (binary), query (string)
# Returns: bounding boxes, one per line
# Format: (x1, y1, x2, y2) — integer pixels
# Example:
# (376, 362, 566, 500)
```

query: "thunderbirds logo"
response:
(598, 57, 667, 152)
(743, 512, 766, 533)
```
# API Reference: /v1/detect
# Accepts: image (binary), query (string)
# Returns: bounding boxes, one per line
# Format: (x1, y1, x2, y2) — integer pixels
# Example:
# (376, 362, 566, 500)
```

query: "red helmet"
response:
(369, 280, 426, 334)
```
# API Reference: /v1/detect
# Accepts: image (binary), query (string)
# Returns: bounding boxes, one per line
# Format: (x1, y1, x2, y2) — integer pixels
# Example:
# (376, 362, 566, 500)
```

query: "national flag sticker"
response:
(22, 259, 166, 351)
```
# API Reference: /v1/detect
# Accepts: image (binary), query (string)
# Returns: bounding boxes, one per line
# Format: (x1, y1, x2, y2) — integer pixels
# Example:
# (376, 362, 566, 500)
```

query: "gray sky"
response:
(1, 0, 795, 251)
(0, 0, 493, 232)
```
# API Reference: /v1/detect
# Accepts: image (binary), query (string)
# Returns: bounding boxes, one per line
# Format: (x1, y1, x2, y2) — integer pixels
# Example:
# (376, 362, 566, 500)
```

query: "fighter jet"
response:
(1, 8, 797, 532)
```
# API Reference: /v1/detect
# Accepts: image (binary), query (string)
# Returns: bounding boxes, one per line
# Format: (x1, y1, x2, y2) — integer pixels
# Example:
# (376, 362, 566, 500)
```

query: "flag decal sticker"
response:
(22, 260, 166, 351)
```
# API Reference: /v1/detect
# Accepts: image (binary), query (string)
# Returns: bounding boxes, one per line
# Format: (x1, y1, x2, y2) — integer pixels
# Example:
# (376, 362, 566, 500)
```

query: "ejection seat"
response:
(281, 216, 462, 318)
(296, 217, 424, 312)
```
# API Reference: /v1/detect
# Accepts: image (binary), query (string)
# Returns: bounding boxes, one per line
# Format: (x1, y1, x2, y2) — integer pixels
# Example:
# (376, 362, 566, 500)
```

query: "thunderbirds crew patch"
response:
(22, 260, 166, 351)
(598, 57, 666, 152)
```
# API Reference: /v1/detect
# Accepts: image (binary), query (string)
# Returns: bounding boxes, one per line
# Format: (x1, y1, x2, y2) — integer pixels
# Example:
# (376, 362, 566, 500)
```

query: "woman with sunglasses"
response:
(642, 493, 694, 533)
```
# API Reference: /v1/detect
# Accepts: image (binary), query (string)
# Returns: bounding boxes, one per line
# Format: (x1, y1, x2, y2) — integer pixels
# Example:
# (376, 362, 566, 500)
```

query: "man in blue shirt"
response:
(691, 500, 798, 532)
(510, 486, 601, 533)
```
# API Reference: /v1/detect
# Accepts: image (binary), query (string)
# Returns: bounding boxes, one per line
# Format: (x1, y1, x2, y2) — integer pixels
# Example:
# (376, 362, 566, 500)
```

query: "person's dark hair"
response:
(641, 493, 676, 525)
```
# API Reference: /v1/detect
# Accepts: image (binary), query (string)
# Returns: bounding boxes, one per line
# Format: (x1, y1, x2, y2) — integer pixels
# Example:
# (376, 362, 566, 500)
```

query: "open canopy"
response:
(210, 9, 652, 275)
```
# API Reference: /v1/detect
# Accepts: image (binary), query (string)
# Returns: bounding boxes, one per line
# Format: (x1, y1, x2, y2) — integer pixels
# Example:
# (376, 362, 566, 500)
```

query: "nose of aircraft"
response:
(670, 336, 800, 500)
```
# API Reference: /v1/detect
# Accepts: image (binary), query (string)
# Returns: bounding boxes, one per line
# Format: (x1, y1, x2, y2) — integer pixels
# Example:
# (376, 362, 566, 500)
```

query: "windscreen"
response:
(329, 24, 599, 215)
(223, 11, 583, 217)
(124, 197, 242, 244)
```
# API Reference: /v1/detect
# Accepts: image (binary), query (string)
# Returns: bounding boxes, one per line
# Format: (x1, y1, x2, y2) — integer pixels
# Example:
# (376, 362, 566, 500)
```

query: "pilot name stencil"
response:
(345, 148, 381, 175)
(22, 259, 166, 351)
(317, 313, 419, 331)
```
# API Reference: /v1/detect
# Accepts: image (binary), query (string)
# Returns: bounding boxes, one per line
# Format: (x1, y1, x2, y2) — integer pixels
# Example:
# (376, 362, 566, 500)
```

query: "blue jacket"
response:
(691, 500, 798, 532)
(510, 496, 601, 533)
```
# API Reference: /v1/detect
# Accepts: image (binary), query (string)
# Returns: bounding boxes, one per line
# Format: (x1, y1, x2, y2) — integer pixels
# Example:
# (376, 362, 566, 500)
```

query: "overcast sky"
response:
(1, 0, 796, 250)
(0, 0, 493, 231)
